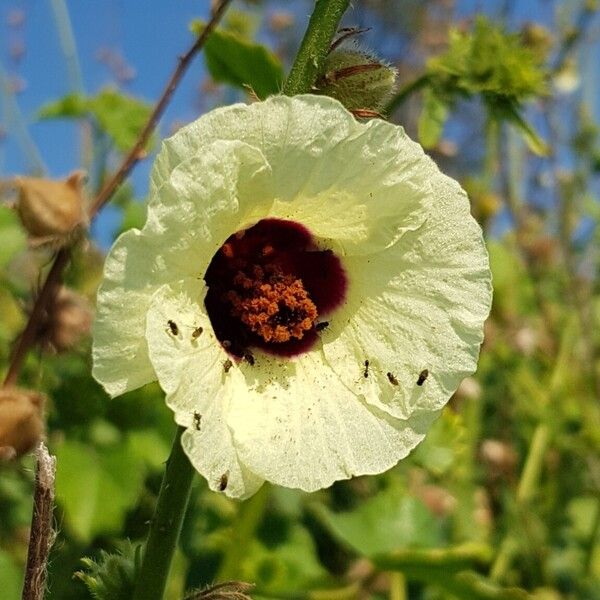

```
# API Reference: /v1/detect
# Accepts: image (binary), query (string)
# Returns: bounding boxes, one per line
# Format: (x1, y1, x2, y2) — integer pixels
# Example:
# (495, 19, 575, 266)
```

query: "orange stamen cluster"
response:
(225, 264, 318, 343)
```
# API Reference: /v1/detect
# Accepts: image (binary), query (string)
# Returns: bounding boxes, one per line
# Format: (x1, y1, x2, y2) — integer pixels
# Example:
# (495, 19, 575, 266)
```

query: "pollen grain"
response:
(225, 265, 318, 343)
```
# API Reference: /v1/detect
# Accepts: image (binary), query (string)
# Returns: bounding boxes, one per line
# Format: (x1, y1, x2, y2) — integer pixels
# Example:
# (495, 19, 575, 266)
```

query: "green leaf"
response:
(242, 526, 327, 593)
(418, 89, 448, 149)
(191, 20, 283, 99)
(311, 484, 443, 557)
(88, 89, 153, 152)
(412, 408, 467, 476)
(39, 89, 153, 152)
(486, 98, 548, 156)
(0, 550, 22, 600)
(54, 438, 146, 542)
(0, 206, 27, 269)
(38, 93, 87, 118)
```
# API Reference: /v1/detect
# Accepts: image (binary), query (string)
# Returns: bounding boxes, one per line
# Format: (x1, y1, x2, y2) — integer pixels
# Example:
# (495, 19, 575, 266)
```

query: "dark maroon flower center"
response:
(204, 218, 347, 358)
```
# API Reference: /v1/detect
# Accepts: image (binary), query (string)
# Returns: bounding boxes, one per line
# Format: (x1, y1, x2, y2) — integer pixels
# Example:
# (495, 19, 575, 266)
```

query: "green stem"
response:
(49, 0, 84, 92)
(374, 543, 493, 572)
(490, 423, 552, 582)
(0, 60, 46, 174)
(384, 74, 429, 115)
(133, 426, 195, 600)
(516, 424, 551, 505)
(283, 0, 350, 96)
(217, 484, 269, 581)
(389, 572, 407, 600)
(584, 496, 600, 575)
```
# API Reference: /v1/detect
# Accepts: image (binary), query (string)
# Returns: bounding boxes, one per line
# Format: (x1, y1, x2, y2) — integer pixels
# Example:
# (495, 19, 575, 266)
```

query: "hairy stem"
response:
(283, 0, 350, 96)
(133, 427, 195, 600)
(21, 443, 56, 600)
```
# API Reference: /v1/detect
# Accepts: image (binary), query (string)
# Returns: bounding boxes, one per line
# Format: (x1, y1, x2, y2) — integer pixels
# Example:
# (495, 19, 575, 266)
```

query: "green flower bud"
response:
(315, 47, 397, 114)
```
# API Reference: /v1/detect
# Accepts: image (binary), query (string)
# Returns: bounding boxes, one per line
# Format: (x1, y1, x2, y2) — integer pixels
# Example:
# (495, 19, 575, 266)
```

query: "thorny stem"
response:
(21, 443, 56, 600)
(2, 0, 233, 389)
(132, 427, 195, 600)
(283, 0, 351, 96)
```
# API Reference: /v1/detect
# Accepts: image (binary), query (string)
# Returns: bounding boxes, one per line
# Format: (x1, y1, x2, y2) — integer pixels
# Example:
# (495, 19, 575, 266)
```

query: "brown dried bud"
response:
(0, 388, 45, 460)
(38, 287, 93, 353)
(14, 170, 88, 247)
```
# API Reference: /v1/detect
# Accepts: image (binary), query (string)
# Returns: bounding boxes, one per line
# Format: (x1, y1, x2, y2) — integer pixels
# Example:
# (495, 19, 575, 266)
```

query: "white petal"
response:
(93, 141, 272, 397)
(152, 95, 429, 255)
(145, 278, 262, 499)
(227, 350, 438, 492)
(93, 229, 163, 397)
(323, 172, 492, 419)
(145, 140, 273, 279)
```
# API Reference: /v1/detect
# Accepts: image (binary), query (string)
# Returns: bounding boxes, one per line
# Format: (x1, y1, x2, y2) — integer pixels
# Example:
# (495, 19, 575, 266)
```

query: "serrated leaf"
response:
(312, 485, 443, 557)
(191, 20, 283, 99)
(418, 89, 448, 149)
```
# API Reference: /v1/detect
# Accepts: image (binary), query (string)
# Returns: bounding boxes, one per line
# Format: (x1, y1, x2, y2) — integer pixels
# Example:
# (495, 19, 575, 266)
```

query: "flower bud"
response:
(14, 170, 88, 247)
(0, 388, 45, 460)
(316, 47, 397, 113)
(185, 581, 254, 600)
(38, 287, 93, 353)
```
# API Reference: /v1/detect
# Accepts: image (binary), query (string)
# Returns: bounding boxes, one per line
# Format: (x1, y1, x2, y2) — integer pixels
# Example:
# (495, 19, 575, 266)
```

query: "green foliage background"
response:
(1, 1, 600, 599)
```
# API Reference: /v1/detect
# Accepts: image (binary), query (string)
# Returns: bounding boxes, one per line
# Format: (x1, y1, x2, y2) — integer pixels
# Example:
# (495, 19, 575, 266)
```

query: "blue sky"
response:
(0, 0, 595, 245)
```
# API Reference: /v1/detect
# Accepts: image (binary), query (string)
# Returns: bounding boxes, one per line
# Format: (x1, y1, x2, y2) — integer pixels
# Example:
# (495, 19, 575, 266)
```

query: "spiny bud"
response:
(37, 287, 93, 353)
(185, 581, 254, 600)
(13, 170, 88, 247)
(0, 388, 45, 460)
(315, 45, 397, 115)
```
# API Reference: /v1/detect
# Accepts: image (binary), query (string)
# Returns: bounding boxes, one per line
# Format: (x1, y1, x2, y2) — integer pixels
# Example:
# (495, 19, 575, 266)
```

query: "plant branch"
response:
(21, 442, 56, 600)
(283, 0, 351, 96)
(2, 0, 233, 389)
(133, 426, 195, 600)
(384, 74, 429, 115)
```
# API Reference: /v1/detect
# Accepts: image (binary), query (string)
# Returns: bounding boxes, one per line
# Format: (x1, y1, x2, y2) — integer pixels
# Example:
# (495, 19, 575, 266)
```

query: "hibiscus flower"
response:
(92, 95, 492, 498)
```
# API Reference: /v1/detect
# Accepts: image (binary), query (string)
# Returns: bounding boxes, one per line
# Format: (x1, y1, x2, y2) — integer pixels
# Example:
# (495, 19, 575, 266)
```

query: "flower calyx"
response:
(12, 170, 88, 248)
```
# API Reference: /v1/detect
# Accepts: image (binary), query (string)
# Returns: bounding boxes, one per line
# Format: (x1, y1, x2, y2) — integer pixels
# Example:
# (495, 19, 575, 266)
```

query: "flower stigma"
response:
(204, 218, 347, 358)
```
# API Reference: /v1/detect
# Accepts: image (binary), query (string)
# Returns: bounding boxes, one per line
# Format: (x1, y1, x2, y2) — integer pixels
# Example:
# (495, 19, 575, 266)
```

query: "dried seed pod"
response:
(37, 287, 93, 353)
(14, 170, 88, 247)
(0, 388, 45, 460)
